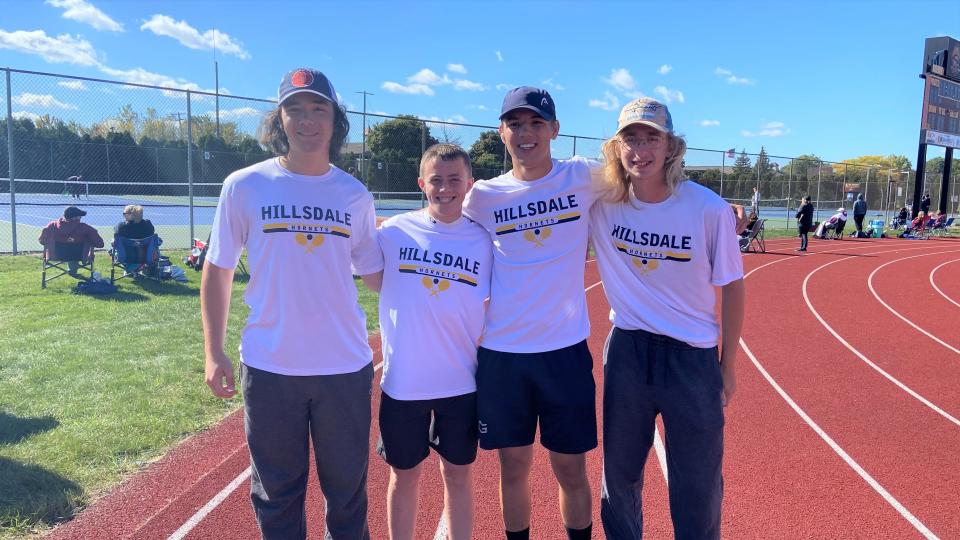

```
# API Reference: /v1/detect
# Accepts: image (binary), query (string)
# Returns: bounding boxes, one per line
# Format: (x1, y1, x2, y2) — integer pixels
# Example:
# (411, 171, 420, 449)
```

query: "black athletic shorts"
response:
(377, 391, 478, 470)
(476, 340, 597, 454)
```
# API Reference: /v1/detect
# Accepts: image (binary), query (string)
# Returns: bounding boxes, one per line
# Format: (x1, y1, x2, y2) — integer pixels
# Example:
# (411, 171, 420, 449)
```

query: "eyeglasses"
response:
(617, 135, 665, 150)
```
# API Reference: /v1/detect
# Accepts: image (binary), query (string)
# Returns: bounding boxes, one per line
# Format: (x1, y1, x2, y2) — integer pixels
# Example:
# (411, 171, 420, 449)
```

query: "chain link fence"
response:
(3, 67, 957, 253)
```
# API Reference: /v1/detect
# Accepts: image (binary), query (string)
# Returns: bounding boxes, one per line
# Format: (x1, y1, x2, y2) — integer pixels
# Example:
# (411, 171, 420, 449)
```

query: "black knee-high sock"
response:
(506, 527, 529, 540)
(566, 523, 592, 540)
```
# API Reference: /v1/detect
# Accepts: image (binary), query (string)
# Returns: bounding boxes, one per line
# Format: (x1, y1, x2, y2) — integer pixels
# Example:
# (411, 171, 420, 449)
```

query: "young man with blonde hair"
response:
(372, 143, 492, 539)
(592, 97, 744, 540)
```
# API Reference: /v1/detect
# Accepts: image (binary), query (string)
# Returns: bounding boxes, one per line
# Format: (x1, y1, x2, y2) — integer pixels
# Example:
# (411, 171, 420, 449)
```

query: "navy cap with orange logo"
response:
(278, 68, 339, 106)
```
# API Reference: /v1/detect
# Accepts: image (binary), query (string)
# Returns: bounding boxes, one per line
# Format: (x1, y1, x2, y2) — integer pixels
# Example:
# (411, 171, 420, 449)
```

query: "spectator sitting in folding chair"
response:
(39, 206, 104, 277)
(115, 205, 156, 272)
(814, 208, 847, 239)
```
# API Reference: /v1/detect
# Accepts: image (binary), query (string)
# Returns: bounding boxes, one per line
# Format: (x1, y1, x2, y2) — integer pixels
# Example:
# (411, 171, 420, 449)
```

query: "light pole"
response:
(356, 90, 373, 181)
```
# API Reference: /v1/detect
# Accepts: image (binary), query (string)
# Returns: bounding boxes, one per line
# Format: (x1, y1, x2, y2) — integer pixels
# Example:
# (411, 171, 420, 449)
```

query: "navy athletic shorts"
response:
(377, 391, 478, 470)
(476, 340, 597, 454)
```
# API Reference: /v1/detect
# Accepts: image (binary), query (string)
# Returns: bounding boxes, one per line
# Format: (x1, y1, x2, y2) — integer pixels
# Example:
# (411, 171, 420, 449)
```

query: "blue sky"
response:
(1, 0, 958, 167)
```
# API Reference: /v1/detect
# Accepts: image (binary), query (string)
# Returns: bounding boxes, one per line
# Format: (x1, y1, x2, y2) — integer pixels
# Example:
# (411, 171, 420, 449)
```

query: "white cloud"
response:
(447, 63, 467, 74)
(140, 14, 249, 59)
(453, 79, 487, 91)
(212, 106, 263, 119)
(700, 120, 720, 127)
(381, 81, 434, 96)
(542, 78, 565, 91)
(495, 50, 504, 62)
(98, 65, 217, 95)
(58, 80, 88, 90)
(12, 111, 41, 122)
(468, 104, 489, 111)
(588, 91, 620, 111)
(653, 85, 684, 104)
(13, 92, 77, 109)
(0, 30, 99, 66)
(46, 0, 124, 32)
(604, 68, 636, 91)
(741, 121, 789, 137)
(495, 83, 512, 91)
(449, 114, 467, 123)
(408, 68, 450, 86)
(714, 67, 755, 85)
(658, 64, 673, 75)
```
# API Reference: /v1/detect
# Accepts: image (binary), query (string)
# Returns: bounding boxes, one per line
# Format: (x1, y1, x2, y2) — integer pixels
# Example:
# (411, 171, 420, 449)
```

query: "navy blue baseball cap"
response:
(499, 86, 556, 121)
(278, 68, 339, 106)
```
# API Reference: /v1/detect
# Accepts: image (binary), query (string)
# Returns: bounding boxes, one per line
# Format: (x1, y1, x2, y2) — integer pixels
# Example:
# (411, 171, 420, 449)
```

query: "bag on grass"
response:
(74, 280, 118, 295)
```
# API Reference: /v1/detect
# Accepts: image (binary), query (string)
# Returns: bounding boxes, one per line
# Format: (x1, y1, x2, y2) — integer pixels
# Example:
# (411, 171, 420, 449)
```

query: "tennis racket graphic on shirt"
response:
(523, 226, 552, 247)
(295, 232, 324, 253)
(421, 276, 451, 296)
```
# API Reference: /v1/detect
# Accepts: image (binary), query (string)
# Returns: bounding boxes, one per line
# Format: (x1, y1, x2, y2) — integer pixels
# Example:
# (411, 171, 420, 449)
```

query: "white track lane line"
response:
(739, 340, 939, 540)
(867, 252, 960, 356)
(167, 468, 252, 540)
(930, 259, 960, 309)
(653, 425, 668, 485)
(167, 361, 388, 540)
(741, 243, 945, 538)
(801, 250, 960, 427)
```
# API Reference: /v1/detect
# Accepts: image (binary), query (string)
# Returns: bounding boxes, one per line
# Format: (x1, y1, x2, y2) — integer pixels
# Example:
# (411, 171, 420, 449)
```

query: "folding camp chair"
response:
(931, 217, 954, 237)
(739, 219, 767, 253)
(184, 235, 248, 276)
(41, 241, 95, 288)
(110, 234, 164, 284)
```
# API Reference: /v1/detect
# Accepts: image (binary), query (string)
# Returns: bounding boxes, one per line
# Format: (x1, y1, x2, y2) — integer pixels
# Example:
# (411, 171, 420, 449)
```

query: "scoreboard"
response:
(921, 75, 960, 135)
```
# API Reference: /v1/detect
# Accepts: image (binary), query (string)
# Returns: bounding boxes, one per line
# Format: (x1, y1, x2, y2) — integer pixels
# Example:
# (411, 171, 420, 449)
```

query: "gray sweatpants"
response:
(241, 362, 373, 540)
(600, 327, 725, 540)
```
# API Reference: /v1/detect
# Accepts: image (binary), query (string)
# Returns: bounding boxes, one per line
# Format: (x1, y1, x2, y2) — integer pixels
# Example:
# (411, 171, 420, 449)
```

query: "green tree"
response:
(366, 115, 438, 191)
(731, 150, 752, 198)
(469, 130, 510, 178)
(367, 115, 439, 165)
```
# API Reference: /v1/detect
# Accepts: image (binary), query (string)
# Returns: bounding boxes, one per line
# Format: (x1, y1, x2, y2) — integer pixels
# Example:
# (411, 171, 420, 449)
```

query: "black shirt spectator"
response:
(115, 204, 155, 239)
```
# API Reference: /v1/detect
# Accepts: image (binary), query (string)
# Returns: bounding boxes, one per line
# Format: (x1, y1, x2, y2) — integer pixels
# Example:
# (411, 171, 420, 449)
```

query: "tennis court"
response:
(0, 178, 426, 252)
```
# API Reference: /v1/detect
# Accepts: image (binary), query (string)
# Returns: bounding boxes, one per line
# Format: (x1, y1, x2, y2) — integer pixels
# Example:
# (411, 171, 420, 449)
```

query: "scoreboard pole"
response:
(912, 136, 927, 219)
(942, 147, 954, 215)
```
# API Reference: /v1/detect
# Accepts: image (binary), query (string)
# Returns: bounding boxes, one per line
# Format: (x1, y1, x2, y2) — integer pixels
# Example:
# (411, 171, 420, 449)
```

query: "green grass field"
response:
(0, 251, 379, 538)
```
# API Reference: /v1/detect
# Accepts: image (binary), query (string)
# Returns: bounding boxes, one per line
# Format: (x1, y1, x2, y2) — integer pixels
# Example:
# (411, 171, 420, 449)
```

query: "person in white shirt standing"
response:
(201, 68, 383, 540)
(590, 97, 745, 540)
(462, 87, 599, 540)
(372, 144, 492, 540)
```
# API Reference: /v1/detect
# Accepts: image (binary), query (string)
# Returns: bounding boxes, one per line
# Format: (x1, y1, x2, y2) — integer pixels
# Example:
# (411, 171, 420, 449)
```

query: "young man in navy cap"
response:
(202, 68, 383, 540)
(462, 87, 599, 540)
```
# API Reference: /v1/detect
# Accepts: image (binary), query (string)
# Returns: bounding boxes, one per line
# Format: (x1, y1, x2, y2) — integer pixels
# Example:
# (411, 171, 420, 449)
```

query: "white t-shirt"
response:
(590, 180, 743, 348)
(207, 158, 384, 375)
(378, 210, 492, 400)
(462, 157, 602, 353)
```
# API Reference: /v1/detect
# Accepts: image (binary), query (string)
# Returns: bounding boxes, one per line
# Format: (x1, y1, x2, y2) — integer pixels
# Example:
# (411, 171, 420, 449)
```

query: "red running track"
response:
(47, 236, 960, 539)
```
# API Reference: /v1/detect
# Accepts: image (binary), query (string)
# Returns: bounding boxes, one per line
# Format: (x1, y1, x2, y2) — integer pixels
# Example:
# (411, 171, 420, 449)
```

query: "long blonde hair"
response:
(599, 132, 687, 203)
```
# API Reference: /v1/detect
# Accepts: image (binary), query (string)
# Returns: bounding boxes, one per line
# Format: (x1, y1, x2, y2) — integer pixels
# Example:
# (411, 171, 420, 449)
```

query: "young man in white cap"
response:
(201, 68, 383, 540)
(373, 143, 492, 540)
(462, 86, 600, 540)
(591, 97, 744, 540)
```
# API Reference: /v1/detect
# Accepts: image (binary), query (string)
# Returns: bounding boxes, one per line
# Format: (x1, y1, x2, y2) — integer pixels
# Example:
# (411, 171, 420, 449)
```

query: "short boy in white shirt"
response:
(371, 144, 492, 540)
(591, 98, 745, 540)
(201, 68, 383, 540)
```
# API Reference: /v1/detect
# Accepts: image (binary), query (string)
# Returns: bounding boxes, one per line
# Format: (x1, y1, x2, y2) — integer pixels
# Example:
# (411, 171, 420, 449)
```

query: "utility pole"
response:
(356, 90, 373, 179)
(213, 29, 220, 138)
